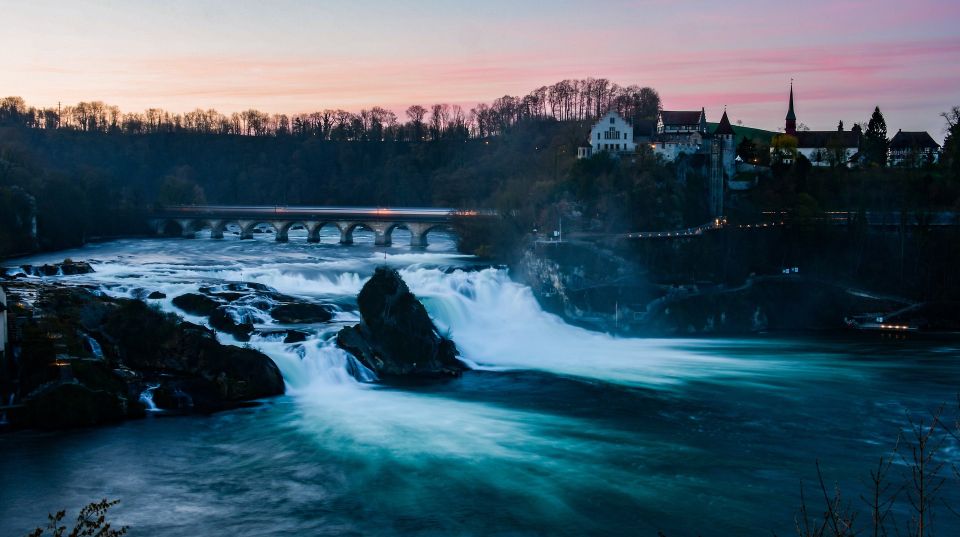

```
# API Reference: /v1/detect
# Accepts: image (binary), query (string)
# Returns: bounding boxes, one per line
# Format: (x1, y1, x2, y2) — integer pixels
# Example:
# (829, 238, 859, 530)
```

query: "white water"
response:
(138, 384, 161, 412)
(5, 236, 959, 536)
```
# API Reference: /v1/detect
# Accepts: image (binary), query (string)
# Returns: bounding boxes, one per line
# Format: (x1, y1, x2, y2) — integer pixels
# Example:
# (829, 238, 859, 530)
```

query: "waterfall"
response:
(139, 384, 160, 412)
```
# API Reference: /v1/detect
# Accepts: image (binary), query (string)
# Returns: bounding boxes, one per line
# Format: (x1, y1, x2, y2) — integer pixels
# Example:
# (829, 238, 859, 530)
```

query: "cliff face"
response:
(512, 240, 936, 336)
(512, 241, 657, 332)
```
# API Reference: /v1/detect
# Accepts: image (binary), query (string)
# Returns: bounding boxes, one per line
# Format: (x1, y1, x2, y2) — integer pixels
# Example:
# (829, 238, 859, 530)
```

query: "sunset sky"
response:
(2, 0, 959, 139)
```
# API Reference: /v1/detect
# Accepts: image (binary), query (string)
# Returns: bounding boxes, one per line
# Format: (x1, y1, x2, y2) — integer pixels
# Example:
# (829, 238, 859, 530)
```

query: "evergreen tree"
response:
(941, 106, 960, 184)
(864, 106, 889, 167)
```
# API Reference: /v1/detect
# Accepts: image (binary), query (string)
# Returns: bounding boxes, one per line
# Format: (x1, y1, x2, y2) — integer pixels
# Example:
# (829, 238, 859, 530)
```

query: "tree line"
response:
(0, 78, 660, 141)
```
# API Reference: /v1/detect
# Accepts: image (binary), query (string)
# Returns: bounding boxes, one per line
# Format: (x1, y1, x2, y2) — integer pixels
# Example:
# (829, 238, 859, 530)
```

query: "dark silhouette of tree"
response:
(865, 106, 889, 167)
(941, 106, 960, 184)
(406, 105, 428, 141)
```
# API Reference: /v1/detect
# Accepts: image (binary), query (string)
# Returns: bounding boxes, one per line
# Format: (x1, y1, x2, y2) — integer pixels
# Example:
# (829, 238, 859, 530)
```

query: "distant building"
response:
(578, 106, 737, 217)
(773, 82, 861, 167)
(889, 130, 941, 167)
(577, 110, 637, 158)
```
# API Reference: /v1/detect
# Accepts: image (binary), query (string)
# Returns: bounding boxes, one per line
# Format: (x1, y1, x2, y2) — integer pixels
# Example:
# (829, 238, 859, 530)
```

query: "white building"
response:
(889, 130, 941, 167)
(773, 84, 861, 167)
(577, 110, 636, 158)
(651, 109, 708, 161)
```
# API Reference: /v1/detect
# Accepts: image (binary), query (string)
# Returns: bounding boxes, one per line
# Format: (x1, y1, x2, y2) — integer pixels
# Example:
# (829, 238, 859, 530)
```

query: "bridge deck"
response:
(154, 205, 478, 223)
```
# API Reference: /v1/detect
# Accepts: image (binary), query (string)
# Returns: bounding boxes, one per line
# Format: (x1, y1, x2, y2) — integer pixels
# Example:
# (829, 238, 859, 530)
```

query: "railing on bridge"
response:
(149, 205, 491, 247)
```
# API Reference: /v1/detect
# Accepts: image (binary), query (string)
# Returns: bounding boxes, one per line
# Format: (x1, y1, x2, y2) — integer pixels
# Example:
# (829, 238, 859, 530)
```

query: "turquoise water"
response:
(2, 231, 959, 536)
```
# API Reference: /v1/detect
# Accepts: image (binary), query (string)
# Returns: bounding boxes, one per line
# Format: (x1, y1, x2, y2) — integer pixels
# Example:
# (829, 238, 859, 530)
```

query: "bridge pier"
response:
(177, 219, 196, 238)
(406, 223, 430, 248)
(370, 222, 391, 246)
(273, 221, 289, 242)
(307, 222, 323, 243)
(338, 221, 354, 245)
(238, 220, 256, 240)
(208, 219, 224, 239)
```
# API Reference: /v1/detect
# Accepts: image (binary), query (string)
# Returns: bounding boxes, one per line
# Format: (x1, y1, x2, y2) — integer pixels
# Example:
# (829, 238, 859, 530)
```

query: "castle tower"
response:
(715, 109, 736, 178)
(785, 81, 797, 135)
(709, 110, 735, 218)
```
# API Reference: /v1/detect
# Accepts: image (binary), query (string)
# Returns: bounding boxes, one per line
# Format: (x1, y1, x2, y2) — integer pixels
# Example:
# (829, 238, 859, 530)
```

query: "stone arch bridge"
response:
(150, 206, 483, 247)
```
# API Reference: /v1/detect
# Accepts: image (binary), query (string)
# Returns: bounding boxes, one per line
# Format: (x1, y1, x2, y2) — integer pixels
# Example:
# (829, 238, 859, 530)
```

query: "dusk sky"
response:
(3, 0, 959, 139)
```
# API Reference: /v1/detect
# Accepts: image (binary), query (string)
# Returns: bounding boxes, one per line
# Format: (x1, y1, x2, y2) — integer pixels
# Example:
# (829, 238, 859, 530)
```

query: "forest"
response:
(0, 78, 661, 255)
(2, 83, 960, 303)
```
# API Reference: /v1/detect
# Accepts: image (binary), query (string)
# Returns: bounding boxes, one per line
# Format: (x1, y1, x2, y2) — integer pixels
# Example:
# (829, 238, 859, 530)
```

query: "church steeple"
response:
(785, 81, 797, 135)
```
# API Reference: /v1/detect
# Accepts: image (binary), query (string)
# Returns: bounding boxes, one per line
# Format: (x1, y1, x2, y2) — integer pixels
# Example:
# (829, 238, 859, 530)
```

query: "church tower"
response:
(785, 82, 797, 135)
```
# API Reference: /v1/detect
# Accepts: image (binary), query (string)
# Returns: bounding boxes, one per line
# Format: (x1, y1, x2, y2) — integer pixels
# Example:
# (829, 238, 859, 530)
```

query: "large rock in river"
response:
(172, 292, 222, 316)
(271, 302, 333, 324)
(336, 266, 465, 378)
(102, 302, 284, 402)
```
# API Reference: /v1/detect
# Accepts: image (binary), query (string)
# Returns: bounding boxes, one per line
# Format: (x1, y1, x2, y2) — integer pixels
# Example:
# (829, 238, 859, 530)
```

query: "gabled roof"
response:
(890, 130, 940, 150)
(794, 130, 860, 148)
(714, 111, 735, 136)
(659, 110, 703, 125)
(633, 119, 656, 138)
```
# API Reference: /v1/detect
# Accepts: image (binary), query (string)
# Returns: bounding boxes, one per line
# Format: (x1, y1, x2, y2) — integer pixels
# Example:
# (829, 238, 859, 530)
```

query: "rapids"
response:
(2, 229, 959, 536)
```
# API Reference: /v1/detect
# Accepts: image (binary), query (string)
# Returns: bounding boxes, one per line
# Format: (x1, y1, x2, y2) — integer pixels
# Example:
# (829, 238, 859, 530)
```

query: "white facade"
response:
(651, 132, 704, 161)
(588, 111, 636, 155)
(797, 146, 858, 167)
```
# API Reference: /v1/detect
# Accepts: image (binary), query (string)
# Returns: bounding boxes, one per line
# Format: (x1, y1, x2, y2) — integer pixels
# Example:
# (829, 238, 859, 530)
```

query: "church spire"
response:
(785, 80, 797, 135)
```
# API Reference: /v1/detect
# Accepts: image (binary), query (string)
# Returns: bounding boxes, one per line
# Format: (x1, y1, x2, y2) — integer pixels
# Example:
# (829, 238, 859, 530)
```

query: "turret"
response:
(785, 82, 797, 135)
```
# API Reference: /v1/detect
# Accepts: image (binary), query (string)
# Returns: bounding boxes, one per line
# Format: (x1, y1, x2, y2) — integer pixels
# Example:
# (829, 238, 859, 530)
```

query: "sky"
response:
(2, 0, 959, 139)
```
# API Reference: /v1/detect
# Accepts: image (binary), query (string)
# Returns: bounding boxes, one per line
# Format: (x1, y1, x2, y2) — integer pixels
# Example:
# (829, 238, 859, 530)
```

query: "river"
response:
(2, 228, 959, 536)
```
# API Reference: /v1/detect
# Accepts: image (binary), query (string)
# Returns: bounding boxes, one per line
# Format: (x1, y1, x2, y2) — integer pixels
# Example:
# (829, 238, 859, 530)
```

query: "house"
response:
(793, 129, 862, 167)
(773, 82, 861, 167)
(651, 109, 707, 161)
(577, 110, 637, 158)
(889, 130, 941, 167)
(578, 106, 736, 217)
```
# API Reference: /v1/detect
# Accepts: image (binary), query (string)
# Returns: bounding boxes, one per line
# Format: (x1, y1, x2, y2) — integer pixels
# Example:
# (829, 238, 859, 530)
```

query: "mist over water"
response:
(2, 232, 959, 536)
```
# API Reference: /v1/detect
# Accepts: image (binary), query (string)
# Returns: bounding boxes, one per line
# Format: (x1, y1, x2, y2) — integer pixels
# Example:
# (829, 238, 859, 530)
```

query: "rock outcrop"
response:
(171, 293, 221, 316)
(336, 267, 465, 378)
(3, 282, 284, 429)
(270, 303, 333, 324)
(4, 260, 95, 278)
(171, 282, 334, 338)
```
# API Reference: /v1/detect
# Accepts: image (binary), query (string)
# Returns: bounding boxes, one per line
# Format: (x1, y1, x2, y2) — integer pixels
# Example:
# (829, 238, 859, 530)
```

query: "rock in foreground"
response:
(3, 282, 284, 429)
(336, 267, 465, 378)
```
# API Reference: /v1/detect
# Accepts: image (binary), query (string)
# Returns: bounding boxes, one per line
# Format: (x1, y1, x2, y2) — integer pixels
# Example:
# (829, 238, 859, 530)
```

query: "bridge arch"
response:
(340, 222, 378, 245)
(239, 221, 279, 240)
(404, 222, 454, 248)
(307, 222, 344, 243)
(276, 221, 308, 242)
(157, 219, 187, 237)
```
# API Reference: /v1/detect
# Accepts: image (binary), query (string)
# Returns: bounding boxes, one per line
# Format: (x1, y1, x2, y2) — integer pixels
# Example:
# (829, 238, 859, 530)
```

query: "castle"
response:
(576, 82, 943, 218)
(578, 107, 736, 217)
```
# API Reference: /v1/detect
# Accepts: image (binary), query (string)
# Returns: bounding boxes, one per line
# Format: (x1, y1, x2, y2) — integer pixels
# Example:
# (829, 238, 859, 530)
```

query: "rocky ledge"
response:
(3, 259, 96, 278)
(170, 282, 334, 341)
(336, 267, 466, 378)
(1, 281, 284, 429)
